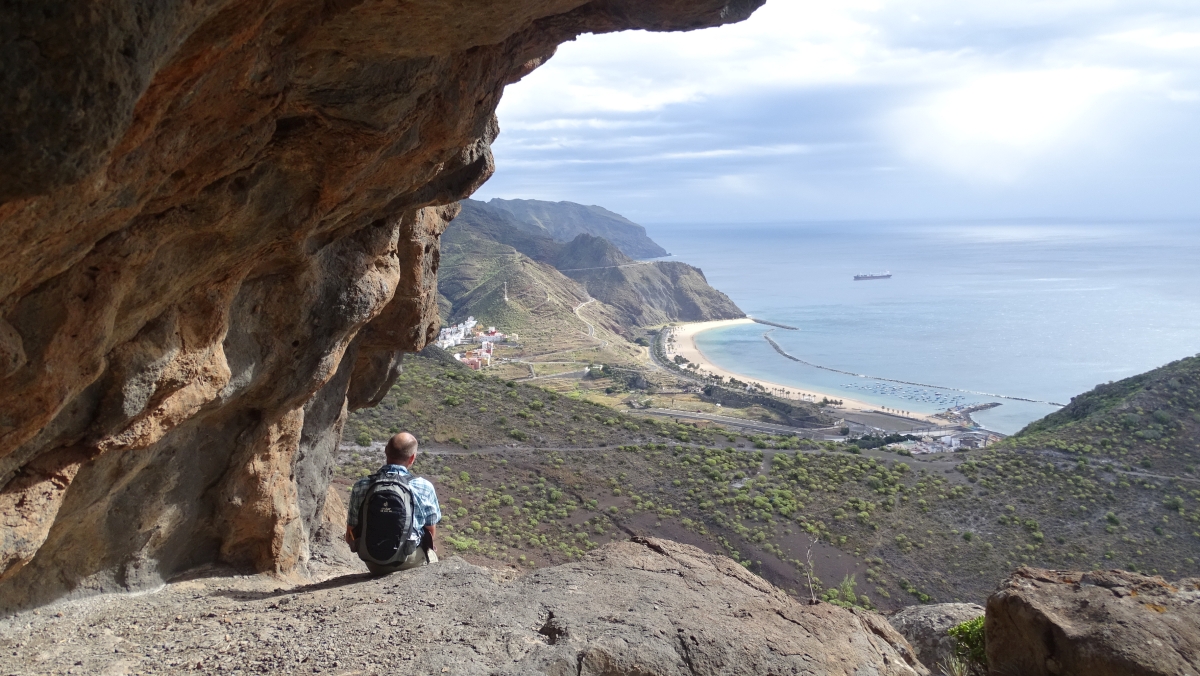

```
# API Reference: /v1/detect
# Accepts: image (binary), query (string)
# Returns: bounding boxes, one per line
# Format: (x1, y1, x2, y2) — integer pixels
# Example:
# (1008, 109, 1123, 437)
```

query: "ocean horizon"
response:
(641, 220, 1200, 435)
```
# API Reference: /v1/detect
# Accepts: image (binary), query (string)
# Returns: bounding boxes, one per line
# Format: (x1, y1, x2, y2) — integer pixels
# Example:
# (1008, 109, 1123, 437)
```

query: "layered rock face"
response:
(0, 0, 764, 609)
(986, 567, 1200, 676)
(0, 538, 929, 675)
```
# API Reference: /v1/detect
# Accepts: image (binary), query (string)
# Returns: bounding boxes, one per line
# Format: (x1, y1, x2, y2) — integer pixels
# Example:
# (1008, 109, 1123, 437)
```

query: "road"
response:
(556, 261, 653, 273)
(573, 298, 608, 349)
(507, 298, 606, 380)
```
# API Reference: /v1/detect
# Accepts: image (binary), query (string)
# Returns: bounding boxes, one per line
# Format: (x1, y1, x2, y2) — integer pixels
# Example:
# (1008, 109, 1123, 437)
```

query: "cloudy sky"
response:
(473, 0, 1200, 223)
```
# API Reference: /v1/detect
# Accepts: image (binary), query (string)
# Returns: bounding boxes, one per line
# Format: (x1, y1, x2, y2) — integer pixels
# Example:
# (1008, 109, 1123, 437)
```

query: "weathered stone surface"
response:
(0, 537, 928, 675)
(986, 567, 1200, 676)
(0, 0, 764, 609)
(888, 602, 984, 673)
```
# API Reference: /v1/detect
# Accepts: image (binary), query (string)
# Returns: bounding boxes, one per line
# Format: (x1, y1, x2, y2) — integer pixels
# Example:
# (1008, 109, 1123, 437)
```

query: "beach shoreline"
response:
(663, 318, 937, 424)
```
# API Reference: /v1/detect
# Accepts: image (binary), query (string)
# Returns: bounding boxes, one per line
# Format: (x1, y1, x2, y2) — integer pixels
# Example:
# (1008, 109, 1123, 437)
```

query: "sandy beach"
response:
(664, 318, 935, 423)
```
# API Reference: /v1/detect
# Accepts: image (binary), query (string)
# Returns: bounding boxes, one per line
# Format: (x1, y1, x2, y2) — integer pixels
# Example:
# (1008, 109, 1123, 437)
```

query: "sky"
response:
(473, 0, 1200, 223)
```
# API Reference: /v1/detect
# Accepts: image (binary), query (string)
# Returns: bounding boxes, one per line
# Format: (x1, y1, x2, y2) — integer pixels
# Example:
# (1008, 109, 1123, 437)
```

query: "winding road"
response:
(573, 298, 608, 349)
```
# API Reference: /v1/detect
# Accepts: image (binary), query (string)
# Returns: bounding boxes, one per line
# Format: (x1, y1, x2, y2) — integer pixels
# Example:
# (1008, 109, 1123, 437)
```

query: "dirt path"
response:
(572, 298, 608, 350)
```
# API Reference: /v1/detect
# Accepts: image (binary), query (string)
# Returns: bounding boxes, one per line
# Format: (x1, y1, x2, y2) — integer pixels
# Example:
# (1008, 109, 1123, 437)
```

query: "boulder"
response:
(0, 537, 930, 675)
(986, 567, 1200, 676)
(888, 602, 984, 672)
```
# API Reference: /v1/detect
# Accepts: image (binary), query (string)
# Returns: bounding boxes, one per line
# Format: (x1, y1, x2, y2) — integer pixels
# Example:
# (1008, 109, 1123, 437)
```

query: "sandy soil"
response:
(666, 318, 936, 423)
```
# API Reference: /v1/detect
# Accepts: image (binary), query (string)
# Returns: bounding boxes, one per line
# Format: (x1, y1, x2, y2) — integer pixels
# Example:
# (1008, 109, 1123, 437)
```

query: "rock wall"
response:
(986, 567, 1200, 676)
(0, 0, 764, 609)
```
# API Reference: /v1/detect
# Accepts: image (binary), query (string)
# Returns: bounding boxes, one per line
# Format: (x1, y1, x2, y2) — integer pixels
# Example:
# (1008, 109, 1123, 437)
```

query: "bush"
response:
(948, 616, 986, 667)
(355, 431, 372, 446)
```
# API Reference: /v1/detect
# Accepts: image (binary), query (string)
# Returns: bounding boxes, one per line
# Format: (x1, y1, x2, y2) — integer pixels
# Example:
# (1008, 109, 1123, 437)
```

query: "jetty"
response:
(751, 317, 799, 331)
(763, 331, 1066, 407)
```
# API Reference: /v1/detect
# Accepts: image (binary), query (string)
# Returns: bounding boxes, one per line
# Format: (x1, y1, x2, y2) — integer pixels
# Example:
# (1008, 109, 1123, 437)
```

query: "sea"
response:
(641, 221, 1200, 435)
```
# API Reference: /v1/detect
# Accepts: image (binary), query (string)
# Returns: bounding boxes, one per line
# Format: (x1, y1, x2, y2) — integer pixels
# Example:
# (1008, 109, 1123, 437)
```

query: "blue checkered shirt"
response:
(347, 465, 441, 541)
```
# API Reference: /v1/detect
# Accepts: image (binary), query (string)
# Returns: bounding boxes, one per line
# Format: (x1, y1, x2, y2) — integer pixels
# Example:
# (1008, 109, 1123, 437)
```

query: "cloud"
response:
(500, 144, 813, 168)
(888, 68, 1139, 182)
(476, 0, 1200, 221)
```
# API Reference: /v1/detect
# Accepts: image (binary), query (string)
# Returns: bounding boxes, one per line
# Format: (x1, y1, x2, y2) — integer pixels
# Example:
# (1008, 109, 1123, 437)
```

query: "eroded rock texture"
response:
(986, 567, 1200, 676)
(0, 0, 764, 609)
(0, 537, 929, 675)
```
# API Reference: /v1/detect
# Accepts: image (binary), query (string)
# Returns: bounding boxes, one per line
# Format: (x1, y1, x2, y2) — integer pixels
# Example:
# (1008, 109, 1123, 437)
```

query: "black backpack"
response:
(356, 471, 417, 566)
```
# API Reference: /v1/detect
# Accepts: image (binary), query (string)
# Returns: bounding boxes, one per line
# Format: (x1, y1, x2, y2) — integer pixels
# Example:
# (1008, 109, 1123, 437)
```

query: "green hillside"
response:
(343, 354, 1200, 608)
(443, 201, 744, 332)
(486, 197, 669, 258)
(1002, 354, 1200, 475)
(565, 258, 744, 326)
(554, 233, 633, 270)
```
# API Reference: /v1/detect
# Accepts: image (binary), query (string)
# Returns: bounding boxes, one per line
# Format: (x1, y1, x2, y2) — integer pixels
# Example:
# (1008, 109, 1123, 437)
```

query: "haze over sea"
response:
(644, 222, 1200, 435)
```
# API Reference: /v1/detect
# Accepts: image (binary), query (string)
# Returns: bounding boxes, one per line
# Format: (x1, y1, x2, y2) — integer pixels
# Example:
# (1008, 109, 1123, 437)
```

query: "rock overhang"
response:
(0, 0, 765, 610)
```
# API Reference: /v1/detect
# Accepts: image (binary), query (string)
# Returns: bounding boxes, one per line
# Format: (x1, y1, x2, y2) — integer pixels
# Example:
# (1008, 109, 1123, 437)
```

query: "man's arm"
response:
(423, 524, 436, 550)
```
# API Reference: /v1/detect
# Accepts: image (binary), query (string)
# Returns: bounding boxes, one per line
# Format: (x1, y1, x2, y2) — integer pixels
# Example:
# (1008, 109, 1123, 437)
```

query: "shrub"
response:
(355, 431, 372, 447)
(948, 616, 986, 667)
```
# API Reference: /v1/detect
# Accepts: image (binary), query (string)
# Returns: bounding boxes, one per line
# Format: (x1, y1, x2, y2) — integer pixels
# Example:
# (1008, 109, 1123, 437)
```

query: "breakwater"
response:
(751, 317, 799, 330)
(762, 331, 1066, 407)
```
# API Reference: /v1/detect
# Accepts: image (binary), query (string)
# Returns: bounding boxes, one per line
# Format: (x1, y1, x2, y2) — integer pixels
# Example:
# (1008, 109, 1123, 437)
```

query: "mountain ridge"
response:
(442, 200, 743, 331)
(484, 197, 670, 259)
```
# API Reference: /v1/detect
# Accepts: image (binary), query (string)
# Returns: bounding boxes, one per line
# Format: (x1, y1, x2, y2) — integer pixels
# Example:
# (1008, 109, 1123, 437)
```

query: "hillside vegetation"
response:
(342, 353, 1200, 610)
(443, 200, 742, 332)
(1003, 354, 1200, 476)
(485, 197, 669, 258)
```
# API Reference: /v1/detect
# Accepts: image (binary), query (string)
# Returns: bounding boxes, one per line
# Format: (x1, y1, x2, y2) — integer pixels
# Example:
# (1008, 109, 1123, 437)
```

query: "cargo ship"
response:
(853, 272, 892, 281)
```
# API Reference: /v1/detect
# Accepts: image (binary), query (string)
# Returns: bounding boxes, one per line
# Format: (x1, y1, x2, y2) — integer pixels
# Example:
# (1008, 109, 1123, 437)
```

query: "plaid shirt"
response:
(347, 465, 441, 541)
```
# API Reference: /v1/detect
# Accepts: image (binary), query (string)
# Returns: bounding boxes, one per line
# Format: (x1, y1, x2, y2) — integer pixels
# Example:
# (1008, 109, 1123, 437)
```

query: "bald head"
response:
(385, 432, 418, 465)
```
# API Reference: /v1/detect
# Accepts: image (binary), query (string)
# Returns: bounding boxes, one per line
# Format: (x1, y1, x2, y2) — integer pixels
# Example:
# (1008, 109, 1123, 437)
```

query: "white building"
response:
(435, 316, 477, 349)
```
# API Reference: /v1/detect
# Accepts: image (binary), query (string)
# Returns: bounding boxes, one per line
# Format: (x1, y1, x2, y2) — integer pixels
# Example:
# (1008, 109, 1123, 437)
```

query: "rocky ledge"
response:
(0, 538, 927, 675)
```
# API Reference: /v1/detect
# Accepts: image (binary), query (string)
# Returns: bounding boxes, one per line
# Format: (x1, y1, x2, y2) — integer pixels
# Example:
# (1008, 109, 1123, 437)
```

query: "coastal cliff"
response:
(444, 200, 744, 330)
(0, 0, 765, 609)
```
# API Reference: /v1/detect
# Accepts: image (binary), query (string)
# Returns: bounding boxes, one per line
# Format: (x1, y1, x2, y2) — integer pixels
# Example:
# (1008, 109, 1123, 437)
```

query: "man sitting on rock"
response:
(345, 432, 441, 574)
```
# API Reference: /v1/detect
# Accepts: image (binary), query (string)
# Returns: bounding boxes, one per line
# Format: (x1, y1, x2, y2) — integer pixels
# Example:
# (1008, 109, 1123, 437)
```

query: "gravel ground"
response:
(0, 539, 927, 676)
